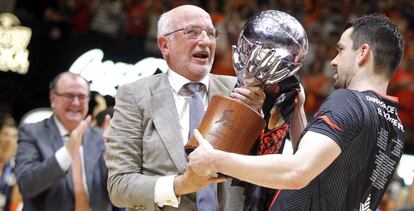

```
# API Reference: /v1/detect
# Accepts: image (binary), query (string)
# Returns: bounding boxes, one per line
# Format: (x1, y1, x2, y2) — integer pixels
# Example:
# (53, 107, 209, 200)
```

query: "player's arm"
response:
(189, 130, 341, 189)
(289, 84, 307, 148)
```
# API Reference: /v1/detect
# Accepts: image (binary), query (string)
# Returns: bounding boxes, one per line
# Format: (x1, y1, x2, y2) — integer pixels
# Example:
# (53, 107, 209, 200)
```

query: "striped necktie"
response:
(184, 82, 218, 211)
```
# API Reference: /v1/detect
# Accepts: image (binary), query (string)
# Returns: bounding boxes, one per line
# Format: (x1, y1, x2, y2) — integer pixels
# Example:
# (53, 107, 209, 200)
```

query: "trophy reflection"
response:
(185, 10, 308, 155)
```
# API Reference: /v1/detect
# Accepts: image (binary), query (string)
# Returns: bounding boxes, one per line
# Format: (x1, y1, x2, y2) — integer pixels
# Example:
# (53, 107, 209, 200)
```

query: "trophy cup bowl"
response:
(185, 10, 308, 155)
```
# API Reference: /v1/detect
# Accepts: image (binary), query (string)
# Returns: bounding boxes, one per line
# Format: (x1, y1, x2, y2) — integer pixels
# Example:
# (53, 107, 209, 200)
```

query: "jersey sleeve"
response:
(307, 89, 365, 151)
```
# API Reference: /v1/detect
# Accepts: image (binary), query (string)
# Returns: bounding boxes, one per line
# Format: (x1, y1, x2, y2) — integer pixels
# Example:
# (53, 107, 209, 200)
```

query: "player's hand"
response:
(230, 86, 265, 113)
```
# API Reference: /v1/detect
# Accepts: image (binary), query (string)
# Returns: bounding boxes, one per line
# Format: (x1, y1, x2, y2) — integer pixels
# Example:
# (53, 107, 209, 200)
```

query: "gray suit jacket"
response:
(106, 73, 245, 211)
(15, 117, 112, 211)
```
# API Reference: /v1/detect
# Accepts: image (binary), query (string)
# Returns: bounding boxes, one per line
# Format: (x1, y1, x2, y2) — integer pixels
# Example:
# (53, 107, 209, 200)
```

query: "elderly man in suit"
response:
(105, 4, 265, 211)
(15, 72, 112, 211)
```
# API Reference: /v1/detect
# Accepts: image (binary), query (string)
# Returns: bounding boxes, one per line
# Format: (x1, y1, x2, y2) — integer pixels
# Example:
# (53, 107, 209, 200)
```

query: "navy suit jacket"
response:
(15, 117, 112, 211)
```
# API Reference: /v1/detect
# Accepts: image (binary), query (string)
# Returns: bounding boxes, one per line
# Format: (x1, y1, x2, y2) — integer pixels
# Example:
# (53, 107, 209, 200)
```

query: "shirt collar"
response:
(53, 116, 69, 137)
(167, 69, 209, 94)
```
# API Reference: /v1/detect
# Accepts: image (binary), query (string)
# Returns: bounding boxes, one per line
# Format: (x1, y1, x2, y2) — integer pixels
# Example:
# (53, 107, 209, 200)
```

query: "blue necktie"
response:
(185, 83, 218, 211)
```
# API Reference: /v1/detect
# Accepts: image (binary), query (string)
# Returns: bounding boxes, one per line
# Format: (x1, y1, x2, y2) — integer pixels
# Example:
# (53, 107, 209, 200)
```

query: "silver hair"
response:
(157, 11, 173, 38)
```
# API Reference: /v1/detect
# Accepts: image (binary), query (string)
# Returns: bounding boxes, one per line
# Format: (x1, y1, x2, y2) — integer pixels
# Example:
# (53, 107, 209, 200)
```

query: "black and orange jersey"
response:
(270, 89, 405, 211)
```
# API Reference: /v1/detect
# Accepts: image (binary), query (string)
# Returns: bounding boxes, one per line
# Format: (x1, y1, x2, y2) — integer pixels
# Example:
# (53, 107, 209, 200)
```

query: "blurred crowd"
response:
(1, 0, 414, 210)
(3, 0, 414, 142)
(1, 0, 414, 143)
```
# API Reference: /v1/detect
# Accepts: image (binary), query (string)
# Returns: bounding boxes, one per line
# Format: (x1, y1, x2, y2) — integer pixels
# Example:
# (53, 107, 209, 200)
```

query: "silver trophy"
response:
(232, 10, 308, 87)
(185, 10, 308, 156)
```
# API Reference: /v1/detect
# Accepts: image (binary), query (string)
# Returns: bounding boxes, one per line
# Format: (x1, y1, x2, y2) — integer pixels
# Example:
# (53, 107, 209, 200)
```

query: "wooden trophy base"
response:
(185, 95, 265, 155)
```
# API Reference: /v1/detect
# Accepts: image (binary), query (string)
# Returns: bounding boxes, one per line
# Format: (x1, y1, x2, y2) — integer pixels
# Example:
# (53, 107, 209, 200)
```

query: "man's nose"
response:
(330, 55, 338, 67)
(71, 96, 82, 105)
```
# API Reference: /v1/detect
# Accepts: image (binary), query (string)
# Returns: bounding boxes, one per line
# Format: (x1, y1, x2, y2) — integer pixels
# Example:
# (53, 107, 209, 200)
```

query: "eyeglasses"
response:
(54, 92, 90, 102)
(163, 26, 220, 40)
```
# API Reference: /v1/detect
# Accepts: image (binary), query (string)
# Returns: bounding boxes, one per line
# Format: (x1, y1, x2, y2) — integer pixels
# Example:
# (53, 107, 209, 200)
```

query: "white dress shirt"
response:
(54, 116, 89, 198)
(154, 70, 209, 208)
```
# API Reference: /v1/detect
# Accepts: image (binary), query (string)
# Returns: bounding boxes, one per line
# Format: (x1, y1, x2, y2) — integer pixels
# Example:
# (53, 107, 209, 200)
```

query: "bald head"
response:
(157, 5, 211, 38)
(156, 4, 216, 81)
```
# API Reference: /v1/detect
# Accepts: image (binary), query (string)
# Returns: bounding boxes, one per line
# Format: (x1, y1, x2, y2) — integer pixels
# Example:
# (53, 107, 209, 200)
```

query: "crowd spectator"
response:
(0, 113, 22, 211)
(15, 72, 114, 211)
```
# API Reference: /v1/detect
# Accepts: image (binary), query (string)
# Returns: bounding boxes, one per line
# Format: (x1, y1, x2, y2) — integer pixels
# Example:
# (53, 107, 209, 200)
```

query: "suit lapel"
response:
(46, 117, 75, 195)
(66, 166, 74, 196)
(146, 74, 235, 173)
(83, 127, 104, 196)
(45, 117, 65, 155)
(148, 74, 187, 173)
(207, 75, 233, 102)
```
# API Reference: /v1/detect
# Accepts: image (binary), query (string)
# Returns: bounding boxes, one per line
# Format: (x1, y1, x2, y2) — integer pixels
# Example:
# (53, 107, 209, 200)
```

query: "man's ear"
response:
(357, 43, 370, 66)
(49, 91, 55, 109)
(158, 37, 169, 55)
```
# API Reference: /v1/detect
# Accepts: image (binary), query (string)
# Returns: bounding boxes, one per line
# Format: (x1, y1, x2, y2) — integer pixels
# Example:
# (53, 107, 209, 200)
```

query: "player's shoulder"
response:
(324, 89, 361, 104)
